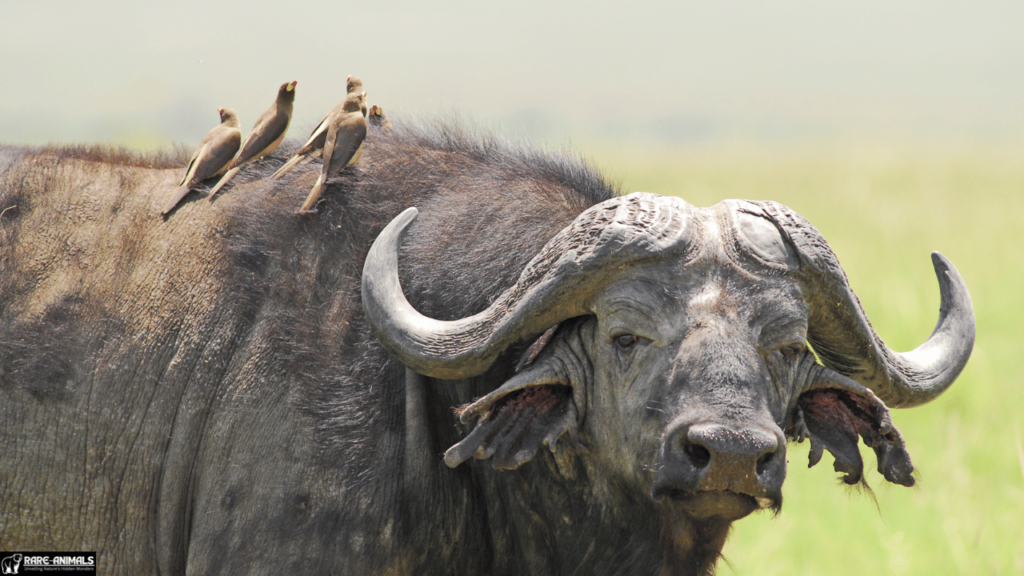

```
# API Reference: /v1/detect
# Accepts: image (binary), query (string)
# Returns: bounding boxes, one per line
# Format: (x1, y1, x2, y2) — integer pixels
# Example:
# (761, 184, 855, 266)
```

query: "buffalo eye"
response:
(780, 344, 804, 358)
(615, 333, 639, 350)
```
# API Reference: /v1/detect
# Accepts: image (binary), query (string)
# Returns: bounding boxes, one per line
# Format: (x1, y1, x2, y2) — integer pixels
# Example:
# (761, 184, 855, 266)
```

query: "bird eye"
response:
(615, 334, 638, 350)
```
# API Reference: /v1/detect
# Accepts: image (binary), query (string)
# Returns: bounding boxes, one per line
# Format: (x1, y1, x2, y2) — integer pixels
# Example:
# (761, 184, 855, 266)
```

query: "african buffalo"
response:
(0, 123, 974, 575)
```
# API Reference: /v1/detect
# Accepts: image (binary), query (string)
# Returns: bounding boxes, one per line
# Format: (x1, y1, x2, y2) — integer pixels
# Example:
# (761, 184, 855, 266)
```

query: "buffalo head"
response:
(362, 192, 973, 526)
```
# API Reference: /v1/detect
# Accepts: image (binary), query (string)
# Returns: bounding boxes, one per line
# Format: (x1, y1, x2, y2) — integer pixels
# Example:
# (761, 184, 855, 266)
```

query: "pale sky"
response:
(2, 0, 1022, 147)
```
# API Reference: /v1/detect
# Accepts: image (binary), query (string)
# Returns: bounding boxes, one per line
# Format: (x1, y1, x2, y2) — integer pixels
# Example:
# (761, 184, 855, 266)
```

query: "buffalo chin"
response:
(657, 489, 774, 521)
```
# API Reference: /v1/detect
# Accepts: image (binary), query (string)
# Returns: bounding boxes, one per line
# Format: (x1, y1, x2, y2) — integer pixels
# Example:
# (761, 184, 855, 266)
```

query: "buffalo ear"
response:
(515, 324, 560, 372)
(796, 386, 915, 487)
(444, 358, 577, 470)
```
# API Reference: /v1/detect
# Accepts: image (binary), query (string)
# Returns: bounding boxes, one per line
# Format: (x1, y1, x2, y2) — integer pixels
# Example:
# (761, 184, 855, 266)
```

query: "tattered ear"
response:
(515, 324, 560, 372)
(444, 357, 577, 470)
(795, 375, 915, 487)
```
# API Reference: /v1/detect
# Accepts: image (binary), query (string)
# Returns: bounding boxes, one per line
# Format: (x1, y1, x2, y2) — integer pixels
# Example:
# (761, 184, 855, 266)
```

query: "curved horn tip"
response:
(393, 207, 419, 230)
(364, 207, 419, 276)
(880, 250, 975, 409)
(929, 251, 975, 332)
(931, 251, 970, 293)
(930, 251, 956, 281)
(363, 205, 507, 380)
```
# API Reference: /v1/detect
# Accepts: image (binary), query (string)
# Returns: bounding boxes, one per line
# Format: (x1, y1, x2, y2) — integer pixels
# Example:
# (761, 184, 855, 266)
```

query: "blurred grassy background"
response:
(586, 140, 1024, 574)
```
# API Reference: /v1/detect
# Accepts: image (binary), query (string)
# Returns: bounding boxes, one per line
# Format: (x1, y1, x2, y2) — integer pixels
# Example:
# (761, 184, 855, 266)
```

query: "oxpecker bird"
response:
(368, 104, 392, 131)
(161, 108, 241, 215)
(271, 75, 365, 179)
(347, 75, 368, 118)
(208, 81, 297, 200)
(298, 91, 366, 213)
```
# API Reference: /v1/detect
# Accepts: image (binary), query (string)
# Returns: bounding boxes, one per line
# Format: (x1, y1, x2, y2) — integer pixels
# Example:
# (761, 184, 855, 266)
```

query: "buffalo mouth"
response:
(652, 488, 779, 521)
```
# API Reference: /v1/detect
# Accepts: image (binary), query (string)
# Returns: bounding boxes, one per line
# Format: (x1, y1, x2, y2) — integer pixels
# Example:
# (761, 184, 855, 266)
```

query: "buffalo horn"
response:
(361, 193, 695, 380)
(755, 201, 975, 408)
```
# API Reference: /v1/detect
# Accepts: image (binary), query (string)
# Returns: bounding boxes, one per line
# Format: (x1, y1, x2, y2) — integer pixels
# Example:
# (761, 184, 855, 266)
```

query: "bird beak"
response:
(288, 81, 297, 91)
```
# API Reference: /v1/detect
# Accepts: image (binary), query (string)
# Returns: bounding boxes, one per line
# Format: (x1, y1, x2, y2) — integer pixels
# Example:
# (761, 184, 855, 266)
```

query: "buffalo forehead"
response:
(592, 279, 679, 342)
(592, 270, 798, 344)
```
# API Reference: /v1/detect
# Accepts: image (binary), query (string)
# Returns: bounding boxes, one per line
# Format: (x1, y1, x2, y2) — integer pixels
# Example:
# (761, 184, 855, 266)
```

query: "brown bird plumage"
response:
(161, 107, 240, 215)
(208, 81, 296, 200)
(347, 75, 367, 118)
(298, 91, 366, 213)
(271, 75, 365, 180)
(368, 104, 392, 131)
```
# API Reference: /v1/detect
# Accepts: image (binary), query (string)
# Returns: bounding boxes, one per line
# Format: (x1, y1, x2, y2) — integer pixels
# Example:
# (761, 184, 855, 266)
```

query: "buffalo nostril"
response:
(684, 442, 711, 469)
(756, 450, 775, 476)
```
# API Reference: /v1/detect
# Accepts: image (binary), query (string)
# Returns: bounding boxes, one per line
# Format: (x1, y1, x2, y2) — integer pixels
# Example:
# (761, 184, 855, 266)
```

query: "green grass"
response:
(583, 140, 1024, 574)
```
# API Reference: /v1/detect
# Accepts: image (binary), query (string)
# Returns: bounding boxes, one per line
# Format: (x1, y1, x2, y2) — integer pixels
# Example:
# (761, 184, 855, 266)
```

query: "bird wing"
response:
(237, 110, 291, 164)
(318, 120, 341, 181)
(324, 114, 367, 178)
(270, 116, 326, 180)
(300, 114, 364, 212)
(177, 129, 218, 186)
(177, 149, 201, 187)
(189, 127, 241, 184)
(295, 116, 330, 155)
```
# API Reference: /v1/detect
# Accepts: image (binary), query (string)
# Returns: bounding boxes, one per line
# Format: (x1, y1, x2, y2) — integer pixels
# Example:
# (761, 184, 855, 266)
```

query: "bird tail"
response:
(271, 154, 305, 179)
(208, 166, 241, 200)
(299, 174, 326, 213)
(162, 185, 193, 215)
